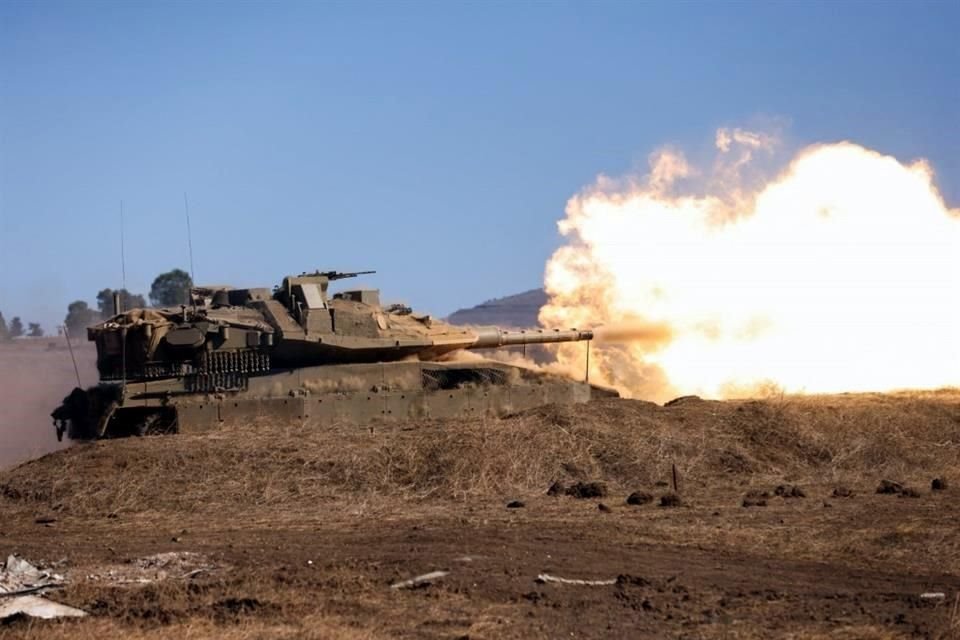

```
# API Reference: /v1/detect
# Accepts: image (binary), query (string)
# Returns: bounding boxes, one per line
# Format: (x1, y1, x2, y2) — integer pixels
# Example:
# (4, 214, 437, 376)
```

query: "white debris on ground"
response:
(0, 555, 64, 594)
(0, 595, 87, 620)
(536, 573, 618, 586)
(390, 570, 450, 589)
(0, 554, 87, 621)
(86, 551, 218, 585)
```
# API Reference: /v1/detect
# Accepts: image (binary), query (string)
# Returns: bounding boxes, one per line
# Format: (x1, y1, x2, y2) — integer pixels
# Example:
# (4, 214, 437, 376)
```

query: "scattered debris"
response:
(0, 595, 87, 620)
(565, 482, 607, 499)
(390, 570, 449, 590)
(659, 493, 682, 507)
(774, 485, 806, 498)
(626, 491, 653, 506)
(876, 480, 905, 494)
(598, 503, 612, 513)
(832, 486, 855, 498)
(932, 478, 948, 491)
(537, 573, 617, 586)
(0, 555, 64, 595)
(506, 500, 525, 509)
(86, 551, 217, 585)
(0, 556, 79, 621)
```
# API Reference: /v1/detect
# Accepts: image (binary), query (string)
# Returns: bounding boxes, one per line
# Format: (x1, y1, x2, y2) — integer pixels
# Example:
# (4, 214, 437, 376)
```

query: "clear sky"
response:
(1, 0, 957, 331)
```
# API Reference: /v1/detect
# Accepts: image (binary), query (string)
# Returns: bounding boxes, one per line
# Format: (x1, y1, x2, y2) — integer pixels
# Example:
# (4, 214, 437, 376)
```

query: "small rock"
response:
(899, 487, 921, 498)
(876, 479, 904, 494)
(774, 485, 805, 498)
(654, 480, 669, 488)
(598, 503, 612, 513)
(172, 536, 181, 543)
(932, 477, 948, 491)
(659, 493, 682, 507)
(546, 480, 566, 496)
(742, 490, 769, 508)
(822, 501, 833, 508)
(832, 486, 855, 498)
(565, 481, 607, 499)
(506, 500, 525, 509)
(34, 516, 56, 525)
(626, 491, 653, 506)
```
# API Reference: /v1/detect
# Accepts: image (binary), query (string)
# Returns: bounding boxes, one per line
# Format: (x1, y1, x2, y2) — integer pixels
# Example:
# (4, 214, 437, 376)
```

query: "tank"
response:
(51, 270, 615, 439)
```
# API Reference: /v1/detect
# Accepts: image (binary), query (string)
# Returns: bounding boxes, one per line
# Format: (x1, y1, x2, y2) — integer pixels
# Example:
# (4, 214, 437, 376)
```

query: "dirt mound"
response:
(2, 391, 960, 520)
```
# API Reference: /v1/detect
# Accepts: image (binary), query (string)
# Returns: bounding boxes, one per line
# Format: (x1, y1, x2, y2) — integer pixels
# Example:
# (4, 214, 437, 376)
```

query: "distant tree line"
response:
(63, 268, 193, 336)
(0, 312, 44, 341)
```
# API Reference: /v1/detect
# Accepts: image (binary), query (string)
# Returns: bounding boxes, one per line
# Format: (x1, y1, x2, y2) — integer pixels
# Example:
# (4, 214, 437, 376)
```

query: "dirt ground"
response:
(2, 391, 960, 638)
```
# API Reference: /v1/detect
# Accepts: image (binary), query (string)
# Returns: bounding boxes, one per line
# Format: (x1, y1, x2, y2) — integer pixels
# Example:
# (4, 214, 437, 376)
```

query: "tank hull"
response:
(62, 361, 614, 438)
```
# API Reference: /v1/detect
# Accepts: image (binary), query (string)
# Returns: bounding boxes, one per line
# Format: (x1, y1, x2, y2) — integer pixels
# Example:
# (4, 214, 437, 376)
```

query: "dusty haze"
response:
(0, 338, 97, 470)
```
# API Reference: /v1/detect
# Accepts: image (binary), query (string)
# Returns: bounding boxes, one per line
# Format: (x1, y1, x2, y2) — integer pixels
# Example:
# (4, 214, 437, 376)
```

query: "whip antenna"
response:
(120, 200, 127, 393)
(120, 200, 127, 291)
(184, 192, 195, 285)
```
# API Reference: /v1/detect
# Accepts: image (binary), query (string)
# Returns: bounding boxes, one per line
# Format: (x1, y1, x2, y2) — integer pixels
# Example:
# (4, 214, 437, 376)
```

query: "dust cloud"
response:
(0, 338, 97, 470)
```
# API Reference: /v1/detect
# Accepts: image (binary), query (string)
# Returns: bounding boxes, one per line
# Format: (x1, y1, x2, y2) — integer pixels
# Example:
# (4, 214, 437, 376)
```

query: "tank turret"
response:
(53, 270, 612, 439)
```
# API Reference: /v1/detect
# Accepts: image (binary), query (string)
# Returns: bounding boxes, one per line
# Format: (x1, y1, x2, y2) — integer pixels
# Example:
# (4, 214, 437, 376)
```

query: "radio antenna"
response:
(183, 192, 195, 285)
(120, 200, 128, 394)
(120, 200, 127, 291)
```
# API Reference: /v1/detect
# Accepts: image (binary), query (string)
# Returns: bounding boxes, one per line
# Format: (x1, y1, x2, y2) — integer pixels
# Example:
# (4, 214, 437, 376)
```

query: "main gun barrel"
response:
(470, 327, 593, 350)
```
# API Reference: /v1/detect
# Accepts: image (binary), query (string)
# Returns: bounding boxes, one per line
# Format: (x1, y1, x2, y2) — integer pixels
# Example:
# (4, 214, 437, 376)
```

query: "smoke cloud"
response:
(541, 128, 960, 402)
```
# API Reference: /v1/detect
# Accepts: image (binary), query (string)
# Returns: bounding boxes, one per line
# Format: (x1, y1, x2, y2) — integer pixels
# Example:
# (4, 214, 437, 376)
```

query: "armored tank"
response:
(52, 270, 613, 440)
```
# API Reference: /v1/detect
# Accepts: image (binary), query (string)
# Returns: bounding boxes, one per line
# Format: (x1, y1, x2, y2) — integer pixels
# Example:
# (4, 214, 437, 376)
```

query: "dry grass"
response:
(3, 391, 960, 639)
(2, 390, 958, 520)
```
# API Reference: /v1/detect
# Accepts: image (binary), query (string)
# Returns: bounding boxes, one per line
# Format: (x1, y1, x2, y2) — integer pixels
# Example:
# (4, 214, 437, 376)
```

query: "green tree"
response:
(96, 288, 147, 317)
(149, 269, 193, 307)
(27, 322, 44, 337)
(8, 317, 23, 338)
(0, 313, 8, 341)
(64, 301, 99, 336)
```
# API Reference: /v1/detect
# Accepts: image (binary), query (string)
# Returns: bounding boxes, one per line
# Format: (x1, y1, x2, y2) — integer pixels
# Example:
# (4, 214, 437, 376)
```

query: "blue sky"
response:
(1, 0, 957, 330)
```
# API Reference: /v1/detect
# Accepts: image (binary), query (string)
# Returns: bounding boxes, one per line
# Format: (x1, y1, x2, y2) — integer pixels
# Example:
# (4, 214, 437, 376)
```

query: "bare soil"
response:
(2, 390, 960, 638)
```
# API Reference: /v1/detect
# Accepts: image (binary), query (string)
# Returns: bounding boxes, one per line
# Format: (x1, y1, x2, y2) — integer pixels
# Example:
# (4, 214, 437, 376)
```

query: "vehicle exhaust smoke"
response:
(541, 128, 960, 402)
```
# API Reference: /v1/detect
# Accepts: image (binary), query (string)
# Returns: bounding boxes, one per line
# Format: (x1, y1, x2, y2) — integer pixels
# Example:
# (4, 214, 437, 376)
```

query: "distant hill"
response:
(447, 288, 547, 328)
